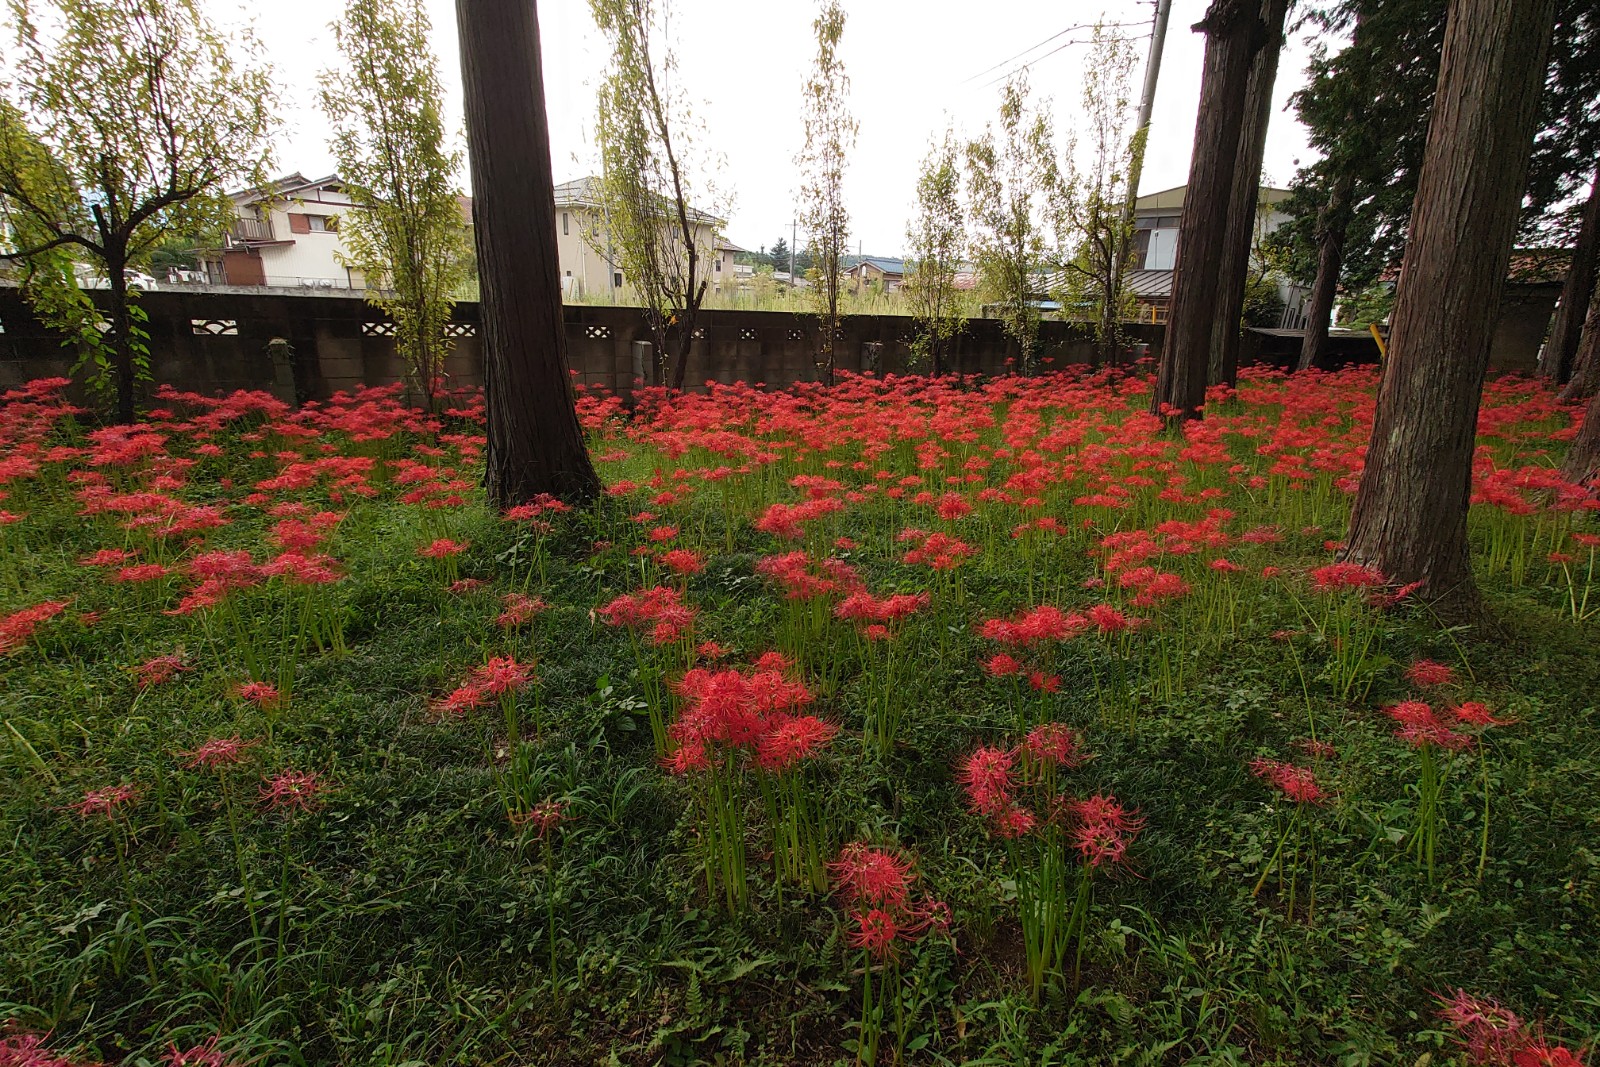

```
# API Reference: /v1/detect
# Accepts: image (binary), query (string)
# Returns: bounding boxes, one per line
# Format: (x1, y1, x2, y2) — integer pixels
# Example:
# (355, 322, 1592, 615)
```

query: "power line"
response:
(973, 30, 1150, 91)
(960, 20, 1148, 86)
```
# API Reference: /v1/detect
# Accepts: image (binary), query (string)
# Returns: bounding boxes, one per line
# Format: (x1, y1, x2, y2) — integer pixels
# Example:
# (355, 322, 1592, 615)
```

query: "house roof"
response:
(716, 237, 749, 253)
(847, 256, 907, 276)
(231, 172, 345, 205)
(1134, 184, 1293, 212)
(555, 175, 723, 227)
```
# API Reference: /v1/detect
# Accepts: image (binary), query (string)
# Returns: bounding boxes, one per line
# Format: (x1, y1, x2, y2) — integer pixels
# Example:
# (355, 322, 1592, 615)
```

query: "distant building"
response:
(843, 256, 906, 292)
(198, 173, 371, 289)
(553, 176, 733, 299)
(1123, 184, 1293, 322)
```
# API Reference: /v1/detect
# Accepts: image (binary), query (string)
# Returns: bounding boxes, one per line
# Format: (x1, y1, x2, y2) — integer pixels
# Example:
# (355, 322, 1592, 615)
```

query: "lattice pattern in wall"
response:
(190, 319, 238, 336)
(361, 321, 395, 336)
(584, 325, 612, 339)
(788, 329, 804, 341)
(739, 328, 758, 342)
(692, 328, 706, 339)
(442, 322, 477, 338)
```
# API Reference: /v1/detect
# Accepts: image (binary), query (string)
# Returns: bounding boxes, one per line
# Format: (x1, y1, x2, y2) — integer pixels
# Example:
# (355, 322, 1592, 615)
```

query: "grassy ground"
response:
(0, 368, 1596, 1066)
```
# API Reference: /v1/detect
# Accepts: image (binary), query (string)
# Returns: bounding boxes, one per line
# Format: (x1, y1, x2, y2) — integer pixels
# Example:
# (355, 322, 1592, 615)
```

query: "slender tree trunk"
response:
(1344, 0, 1555, 611)
(1209, 0, 1288, 388)
(457, 0, 601, 507)
(1558, 276, 1600, 402)
(672, 324, 692, 391)
(105, 244, 136, 425)
(1538, 173, 1600, 383)
(1296, 175, 1354, 372)
(1149, 0, 1264, 421)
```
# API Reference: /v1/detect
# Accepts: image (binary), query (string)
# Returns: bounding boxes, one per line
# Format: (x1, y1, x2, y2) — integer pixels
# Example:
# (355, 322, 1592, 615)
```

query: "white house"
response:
(198, 173, 370, 290)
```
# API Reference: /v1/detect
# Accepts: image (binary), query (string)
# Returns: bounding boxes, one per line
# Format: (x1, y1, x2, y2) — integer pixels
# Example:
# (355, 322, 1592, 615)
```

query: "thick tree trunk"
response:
(1558, 276, 1600, 402)
(457, 0, 601, 507)
(1296, 174, 1354, 372)
(1344, 0, 1555, 611)
(1149, 0, 1264, 420)
(1209, 0, 1288, 388)
(1561, 382, 1600, 487)
(1538, 173, 1600, 383)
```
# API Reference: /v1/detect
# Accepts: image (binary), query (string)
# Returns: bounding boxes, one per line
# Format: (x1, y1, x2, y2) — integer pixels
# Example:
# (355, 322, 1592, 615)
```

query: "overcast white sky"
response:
(222, 0, 1325, 255)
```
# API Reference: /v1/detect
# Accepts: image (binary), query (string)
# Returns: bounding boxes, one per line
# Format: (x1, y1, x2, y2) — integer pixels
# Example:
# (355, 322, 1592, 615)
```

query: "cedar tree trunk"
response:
(1150, 0, 1264, 421)
(1558, 276, 1600, 402)
(1344, 0, 1555, 610)
(1209, 0, 1288, 388)
(1538, 173, 1600, 383)
(1561, 380, 1600, 487)
(1296, 174, 1354, 372)
(457, 0, 601, 507)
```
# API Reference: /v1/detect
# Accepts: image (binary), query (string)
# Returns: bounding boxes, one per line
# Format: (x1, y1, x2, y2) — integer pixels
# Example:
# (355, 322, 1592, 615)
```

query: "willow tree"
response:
(321, 0, 472, 413)
(967, 74, 1057, 374)
(904, 129, 966, 375)
(1049, 25, 1145, 367)
(0, 0, 274, 422)
(590, 0, 721, 392)
(796, 0, 856, 383)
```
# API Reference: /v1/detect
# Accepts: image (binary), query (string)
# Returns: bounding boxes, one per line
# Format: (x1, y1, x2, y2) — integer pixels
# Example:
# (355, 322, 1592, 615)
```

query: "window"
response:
(562, 212, 569, 236)
(307, 214, 338, 233)
(715, 257, 722, 272)
(613, 272, 623, 288)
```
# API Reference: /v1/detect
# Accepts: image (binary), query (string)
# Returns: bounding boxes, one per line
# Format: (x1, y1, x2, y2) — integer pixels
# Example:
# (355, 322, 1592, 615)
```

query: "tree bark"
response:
(457, 0, 601, 507)
(1209, 0, 1288, 388)
(1561, 379, 1600, 487)
(1295, 174, 1354, 372)
(1558, 274, 1600, 402)
(1344, 0, 1555, 611)
(1538, 172, 1600, 383)
(1149, 0, 1264, 421)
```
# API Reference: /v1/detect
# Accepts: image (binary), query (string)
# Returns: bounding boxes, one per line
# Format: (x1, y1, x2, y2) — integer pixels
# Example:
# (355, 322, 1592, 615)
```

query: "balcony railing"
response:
(228, 216, 275, 243)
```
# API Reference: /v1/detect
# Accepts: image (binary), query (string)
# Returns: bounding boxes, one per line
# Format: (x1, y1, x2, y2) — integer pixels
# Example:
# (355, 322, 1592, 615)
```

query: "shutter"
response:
(287, 213, 311, 235)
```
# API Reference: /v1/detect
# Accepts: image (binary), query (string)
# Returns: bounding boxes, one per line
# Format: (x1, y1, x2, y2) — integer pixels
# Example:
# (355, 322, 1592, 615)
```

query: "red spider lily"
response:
(0, 600, 70, 655)
(835, 590, 930, 627)
(234, 681, 281, 709)
(179, 736, 259, 771)
(467, 656, 535, 695)
(79, 548, 137, 567)
(504, 494, 572, 521)
(135, 653, 190, 688)
(432, 684, 488, 717)
(1438, 990, 1529, 1064)
(259, 770, 329, 812)
(496, 593, 547, 628)
(1028, 672, 1061, 693)
(417, 538, 467, 559)
(1070, 795, 1144, 870)
(1085, 603, 1135, 633)
(163, 1036, 239, 1067)
(828, 842, 915, 910)
(900, 529, 976, 570)
(1451, 701, 1514, 728)
(0, 1032, 98, 1067)
(1405, 659, 1456, 687)
(1387, 701, 1473, 751)
(1296, 738, 1338, 761)
(69, 784, 138, 819)
(957, 745, 1017, 819)
(754, 714, 838, 772)
(668, 664, 816, 758)
(658, 548, 705, 576)
(510, 799, 568, 840)
(1024, 723, 1086, 768)
(849, 907, 900, 956)
(1249, 758, 1327, 805)
(447, 578, 486, 595)
(1309, 562, 1386, 592)
(754, 498, 844, 539)
(598, 585, 696, 645)
(979, 605, 1088, 646)
(984, 653, 1023, 677)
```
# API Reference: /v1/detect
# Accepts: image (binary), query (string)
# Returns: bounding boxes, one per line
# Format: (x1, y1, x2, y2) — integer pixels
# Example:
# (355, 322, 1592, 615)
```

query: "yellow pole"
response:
(1368, 322, 1387, 360)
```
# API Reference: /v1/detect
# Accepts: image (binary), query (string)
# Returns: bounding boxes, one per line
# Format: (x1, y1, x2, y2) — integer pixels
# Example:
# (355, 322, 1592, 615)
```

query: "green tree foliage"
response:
(768, 236, 789, 272)
(1276, 0, 1599, 289)
(1048, 25, 1146, 364)
(966, 74, 1057, 374)
(0, 0, 274, 421)
(796, 0, 856, 380)
(320, 0, 470, 414)
(590, 0, 722, 391)
(903, 129, 966, 374)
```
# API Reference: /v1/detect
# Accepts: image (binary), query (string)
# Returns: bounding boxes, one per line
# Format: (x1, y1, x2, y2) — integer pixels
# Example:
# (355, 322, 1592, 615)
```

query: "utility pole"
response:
(790, 218, 797, 286)
(1117, 0, 1173, 258)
